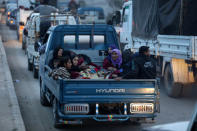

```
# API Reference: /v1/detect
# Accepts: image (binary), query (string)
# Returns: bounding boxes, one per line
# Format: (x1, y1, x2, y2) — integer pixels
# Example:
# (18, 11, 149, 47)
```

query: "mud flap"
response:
(171, 58, 194, 84)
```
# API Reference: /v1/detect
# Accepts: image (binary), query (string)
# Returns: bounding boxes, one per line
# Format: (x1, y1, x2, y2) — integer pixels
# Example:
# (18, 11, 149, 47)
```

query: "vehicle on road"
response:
(120, 0, 197, 98)
(5, 5, 16, 26)
(8, 8, 17, 29)
(26, 12, 76, 78)
(39, 24, 160, 128)
(77, 7, 105, 24)
(16, 7, 33, 43)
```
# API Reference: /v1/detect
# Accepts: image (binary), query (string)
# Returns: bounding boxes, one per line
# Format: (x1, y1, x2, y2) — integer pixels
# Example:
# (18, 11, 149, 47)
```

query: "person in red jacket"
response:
(103, 49, 123, 78)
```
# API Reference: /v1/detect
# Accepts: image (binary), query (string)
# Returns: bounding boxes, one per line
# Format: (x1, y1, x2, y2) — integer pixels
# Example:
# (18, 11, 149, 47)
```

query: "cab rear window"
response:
(64, 35, 105, 50)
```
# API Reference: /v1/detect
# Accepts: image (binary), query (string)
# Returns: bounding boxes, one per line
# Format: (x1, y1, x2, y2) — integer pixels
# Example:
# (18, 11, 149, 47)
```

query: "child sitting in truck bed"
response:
(50, 56, 72, 80)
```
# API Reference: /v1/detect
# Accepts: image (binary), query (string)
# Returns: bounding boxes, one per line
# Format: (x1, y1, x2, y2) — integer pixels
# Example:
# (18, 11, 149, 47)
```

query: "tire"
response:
(164, 64, 182, 98)
(17, 31, 19, 40)
(53, 98, 62, 128)
(28, 59, 33, 71)
(22, 41, 26, 50)
(33, 65, 38, 79)
(40, 80, 50, 106)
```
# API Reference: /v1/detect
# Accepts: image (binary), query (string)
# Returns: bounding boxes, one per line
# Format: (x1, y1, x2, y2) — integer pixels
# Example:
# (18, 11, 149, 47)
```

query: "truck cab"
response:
(120, 1, 133, 47)
(39, 24, 160, 128)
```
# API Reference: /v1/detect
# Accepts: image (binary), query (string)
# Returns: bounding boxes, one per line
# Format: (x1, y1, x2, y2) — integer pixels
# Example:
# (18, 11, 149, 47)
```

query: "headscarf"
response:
(109, 44, 117, 50)
(107, 44, 118, 60)
(53, 47, 63, 59)
(110, 49, 122, 68)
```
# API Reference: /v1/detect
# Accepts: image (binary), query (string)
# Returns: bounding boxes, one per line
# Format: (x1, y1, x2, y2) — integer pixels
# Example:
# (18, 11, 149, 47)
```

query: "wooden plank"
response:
(171, 58, 194, 83)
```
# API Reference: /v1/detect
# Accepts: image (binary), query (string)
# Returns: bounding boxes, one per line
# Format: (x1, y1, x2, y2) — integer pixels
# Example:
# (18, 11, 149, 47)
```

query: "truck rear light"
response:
(64, 104, 89, 114)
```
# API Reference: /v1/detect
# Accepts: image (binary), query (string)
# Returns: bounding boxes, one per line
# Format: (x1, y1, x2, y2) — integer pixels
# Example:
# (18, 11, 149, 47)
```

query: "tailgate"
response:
(61, 79, 157, 103)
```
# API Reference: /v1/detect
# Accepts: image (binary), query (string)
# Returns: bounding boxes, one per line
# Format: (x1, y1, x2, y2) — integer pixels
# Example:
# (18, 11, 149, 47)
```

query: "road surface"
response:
(1, 20, 197, 131)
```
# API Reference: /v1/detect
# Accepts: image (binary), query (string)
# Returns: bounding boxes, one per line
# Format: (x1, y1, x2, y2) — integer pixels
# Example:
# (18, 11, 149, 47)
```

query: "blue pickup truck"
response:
(39, 25, 160, 128)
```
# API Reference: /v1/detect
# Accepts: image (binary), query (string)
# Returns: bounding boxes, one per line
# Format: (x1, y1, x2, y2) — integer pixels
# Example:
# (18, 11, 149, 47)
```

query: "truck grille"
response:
(64, 104, 89, 114)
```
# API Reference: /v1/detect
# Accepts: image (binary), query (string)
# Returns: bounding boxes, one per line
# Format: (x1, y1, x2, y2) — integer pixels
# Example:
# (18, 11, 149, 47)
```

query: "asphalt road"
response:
(1, 21, 197, 131)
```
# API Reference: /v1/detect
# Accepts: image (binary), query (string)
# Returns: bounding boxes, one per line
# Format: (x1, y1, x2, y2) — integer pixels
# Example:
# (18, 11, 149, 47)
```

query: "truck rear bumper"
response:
(57, 112, 156, 122)
(57, 100, 158, 122)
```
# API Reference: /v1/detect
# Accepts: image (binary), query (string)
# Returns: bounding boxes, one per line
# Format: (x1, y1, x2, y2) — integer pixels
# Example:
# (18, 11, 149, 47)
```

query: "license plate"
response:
(130, 103, 154, 114)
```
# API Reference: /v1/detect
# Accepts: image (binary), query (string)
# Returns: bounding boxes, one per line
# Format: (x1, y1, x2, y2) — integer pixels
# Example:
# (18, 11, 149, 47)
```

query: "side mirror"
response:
(38, 43, 46, 55)
(34, 41, 41, 52)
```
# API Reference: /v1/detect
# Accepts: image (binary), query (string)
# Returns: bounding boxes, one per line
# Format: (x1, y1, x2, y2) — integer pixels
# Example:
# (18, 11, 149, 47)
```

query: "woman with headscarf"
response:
(103, 45, 117, 69)
(103, 49, 123, 78)
(107, 44, 117, 60)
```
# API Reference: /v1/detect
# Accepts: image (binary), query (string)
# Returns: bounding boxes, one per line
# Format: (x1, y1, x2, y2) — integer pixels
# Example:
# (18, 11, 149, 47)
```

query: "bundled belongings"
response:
(78, 66, 111, 80)
(50, 67, 70, 80)
(78, 65, 100, 79)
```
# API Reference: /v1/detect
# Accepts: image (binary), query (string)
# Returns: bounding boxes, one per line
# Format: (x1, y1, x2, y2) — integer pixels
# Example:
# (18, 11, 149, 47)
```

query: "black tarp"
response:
(132, 0, 159, 39)
(132, 0, 197, 39)
(159, 0, 181, 35)
(182, 0, 197, 36)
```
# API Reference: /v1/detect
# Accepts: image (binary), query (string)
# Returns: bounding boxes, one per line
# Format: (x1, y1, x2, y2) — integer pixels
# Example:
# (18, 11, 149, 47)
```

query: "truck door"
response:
(120, 5, 131, 44)
(120, 6, 129, 43)
(40, 32, 50, 77)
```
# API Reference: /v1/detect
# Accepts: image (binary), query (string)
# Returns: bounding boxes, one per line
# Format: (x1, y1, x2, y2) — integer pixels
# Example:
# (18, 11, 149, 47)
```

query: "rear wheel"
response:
(33, 65, 38, 79)
(164, 64, 182, 98)
(28, 59, 33, 71)
(22, 41, 26, 50)
(53, 98, 62, 128)
(40, 80, 50, 106)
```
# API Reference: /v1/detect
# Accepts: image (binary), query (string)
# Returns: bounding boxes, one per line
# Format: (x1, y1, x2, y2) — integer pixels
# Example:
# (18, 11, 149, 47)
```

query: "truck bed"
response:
(45, 79, 158, 103)
(131, 35, 197, 60)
